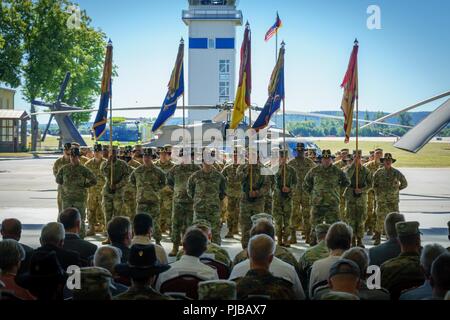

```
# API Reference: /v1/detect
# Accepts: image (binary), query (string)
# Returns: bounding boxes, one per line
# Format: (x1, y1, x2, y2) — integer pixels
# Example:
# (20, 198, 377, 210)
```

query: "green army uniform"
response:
(264, 174, 274, 216)
(80, 156, 90, 166)
(187, 169, 227, 245)
(372, 155, 408, 237)
(221, 163, 241, 236)
(364, 158, 382, 234)
(129, 162, 166, 243)
(53, 155, 70, 214)
(121, 159, 141, 220)
(289, 154, 316, 244)
(237, 163, 270, 249)
(380, 221, 424, 300)
(101, 158, 130, 224)
(56, 159, 97, 238)
(273, 163, 297, 246)
(167, 163, 201, 253)
(343, 161, 372, 245)
(303, 154, 350, 232)
(85, 156, 107, 233)
(333, 149, 348, 221)
(298, 239, 329, 291)
(233, 244, 299, 270)
(155, 159, 175, 234)
(198, 280, 236, 300)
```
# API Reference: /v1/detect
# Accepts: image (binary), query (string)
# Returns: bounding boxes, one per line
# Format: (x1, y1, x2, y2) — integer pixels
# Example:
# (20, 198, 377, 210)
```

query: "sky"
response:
(13, 0, 450, 122)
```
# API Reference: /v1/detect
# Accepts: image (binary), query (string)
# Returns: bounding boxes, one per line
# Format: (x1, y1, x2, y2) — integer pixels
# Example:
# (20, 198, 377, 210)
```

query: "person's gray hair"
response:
(341, 247, 369, 279)
(40, 222, 65, 246)
(420, 244, 446, 277)
(384, 212, 405, 239)
(247, 234, 275, 263)
(0, 239, 25, 271)
(326, 222, 353, 251)
(94, 246, 122, 273)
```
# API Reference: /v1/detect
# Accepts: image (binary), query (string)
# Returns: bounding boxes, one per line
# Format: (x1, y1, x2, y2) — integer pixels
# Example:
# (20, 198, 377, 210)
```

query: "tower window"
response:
(208, 38, 215, 49)
(219, 59, 231, 103)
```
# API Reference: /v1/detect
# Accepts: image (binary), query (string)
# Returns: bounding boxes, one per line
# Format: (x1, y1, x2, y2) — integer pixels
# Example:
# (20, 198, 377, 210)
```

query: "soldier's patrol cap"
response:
(72, 267, 112, 299)
(93, 144, 102, 152)
(194, 219, 212, 230)
(315, 223, 330, 235)
(396, 221, 421, 237)
(251, 213, 274, 225)
(198, 280, 237, 300)
(319, 149, 334, 159)
(381, 153, 396, 163)
(143, 148, 154, 157)
(340, 148, 350, 153)
(162, 144, 172, 153)
(71, 142, 81, 148)
(374, 148, 383, 153)
(296, 143, 306, 151)
(64, 142, 72, 150)
(329, 259, 360, 279)
(70, 148, 81, 157)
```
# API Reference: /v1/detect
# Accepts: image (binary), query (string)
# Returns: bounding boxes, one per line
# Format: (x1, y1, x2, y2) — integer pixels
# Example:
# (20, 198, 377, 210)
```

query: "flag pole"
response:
(355, 39, 359, 190)
(275, 30, 278, 64)
(181, 38, 186, 150)
(249, 107, 253, 193)
(109, 79, 113, 189)
(281, 41, 286, 188)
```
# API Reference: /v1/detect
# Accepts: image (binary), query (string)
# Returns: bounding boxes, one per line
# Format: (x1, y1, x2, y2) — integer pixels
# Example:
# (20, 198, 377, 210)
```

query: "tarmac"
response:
(0, 156, 449, 261)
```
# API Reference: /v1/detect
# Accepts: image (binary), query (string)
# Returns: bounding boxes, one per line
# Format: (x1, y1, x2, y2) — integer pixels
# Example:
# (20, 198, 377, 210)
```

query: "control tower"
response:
(182, 0, 243, 123)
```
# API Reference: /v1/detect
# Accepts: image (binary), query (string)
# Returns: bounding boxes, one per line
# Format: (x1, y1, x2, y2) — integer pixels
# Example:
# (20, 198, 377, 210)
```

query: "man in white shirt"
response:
(156, 227, 218, 291)
(309, 222, 353, 298)
(131, 213, 168, 264)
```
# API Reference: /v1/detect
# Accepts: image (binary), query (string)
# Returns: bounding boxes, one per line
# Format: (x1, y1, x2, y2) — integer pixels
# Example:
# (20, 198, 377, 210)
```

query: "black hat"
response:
(329, 259, 360, 279)
(143, 148, 154, 157)
(380, 153, 396, 163)
(296, 143, 306, 151)
(115, 244, 170, 278)
(16, 251, 67, 290)
(71, 148, 81, 157)
(93, 144, 103, 152)
(64, 143, 72, 150)
(318, 149, 334, 159)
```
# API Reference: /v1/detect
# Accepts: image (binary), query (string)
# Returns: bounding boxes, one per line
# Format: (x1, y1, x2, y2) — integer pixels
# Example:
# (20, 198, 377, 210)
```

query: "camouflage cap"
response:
(340, 148, 350, 153)
(315, 223, 330, 235)
(396, 221, 421, 237)
(71, 142, 81, 148)
(251, 213, 274, 225)
(194, 219, 212, 230)
(374, 148, 383, 153)
(329, 259, 360, 279)
(72, 267, 112, 299)
(70, 148, 81, 157)
(320, 291, 360, 300)
(198, 280, 237, 300)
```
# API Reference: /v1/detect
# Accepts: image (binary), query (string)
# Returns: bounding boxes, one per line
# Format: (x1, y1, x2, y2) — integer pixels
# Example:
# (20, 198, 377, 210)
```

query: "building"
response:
(0, 87, 29, 152)
(182, 0, 243, 123)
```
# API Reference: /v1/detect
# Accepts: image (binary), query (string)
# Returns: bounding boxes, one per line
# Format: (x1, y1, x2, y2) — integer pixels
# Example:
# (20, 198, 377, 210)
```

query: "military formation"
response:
(53, 141, 408, 251)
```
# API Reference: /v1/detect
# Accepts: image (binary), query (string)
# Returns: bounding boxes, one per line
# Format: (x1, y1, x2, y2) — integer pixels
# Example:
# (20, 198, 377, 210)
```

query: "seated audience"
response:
(235, 234, 296, 300)
(0, 239, 35, 300)
(309, 222, 352, 298)
(320, 259, 360, 300)
(428, 253, 450, 300)
(94, 246, 128, 296)
(156, 228, 218, 291)
(34, 222, 80, 270)
(381, 221, 425, 300)
(72, 267, 113, 300)
(369, 212, 404, 266)
(1, 218, 34, 274)
(400, 244, 446, 300)
(115, 244, 171, 300)
(107, 217, 132, 263)
(59, 208, 97, 266)
(131, 213, 168, 264)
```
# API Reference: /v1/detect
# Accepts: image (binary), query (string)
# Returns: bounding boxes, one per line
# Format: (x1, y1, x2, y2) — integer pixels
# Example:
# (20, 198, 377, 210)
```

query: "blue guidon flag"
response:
(264, 12, 282, 42)
(152, 39, 185, 132)
(252, 44, 285, 130)
(92, 40, 113, 140)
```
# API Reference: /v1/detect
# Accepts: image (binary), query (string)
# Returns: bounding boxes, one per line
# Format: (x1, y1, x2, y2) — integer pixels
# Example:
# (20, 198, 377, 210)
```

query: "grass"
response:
(314, 140, 450, 168)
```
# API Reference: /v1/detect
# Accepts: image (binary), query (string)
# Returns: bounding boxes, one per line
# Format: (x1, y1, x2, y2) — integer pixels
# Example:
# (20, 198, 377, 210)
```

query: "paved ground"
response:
(0, 157, 449, 261)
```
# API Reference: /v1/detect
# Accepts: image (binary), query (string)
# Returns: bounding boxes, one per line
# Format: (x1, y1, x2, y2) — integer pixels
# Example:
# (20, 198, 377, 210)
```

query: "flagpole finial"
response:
(108, 39, 113, 46)
(180, 37, 184, 45)
(245, 21, 250, 28)
(354, 38, 359, 45)
(281, 40, 286, 48)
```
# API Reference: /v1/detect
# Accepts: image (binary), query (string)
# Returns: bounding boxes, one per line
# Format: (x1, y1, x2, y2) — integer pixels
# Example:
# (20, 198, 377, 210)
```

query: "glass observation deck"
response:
(183, 0, 242, 25)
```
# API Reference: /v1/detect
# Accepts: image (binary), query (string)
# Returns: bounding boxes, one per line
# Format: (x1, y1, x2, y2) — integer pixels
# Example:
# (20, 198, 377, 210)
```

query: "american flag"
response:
(264, 12, 282, 42)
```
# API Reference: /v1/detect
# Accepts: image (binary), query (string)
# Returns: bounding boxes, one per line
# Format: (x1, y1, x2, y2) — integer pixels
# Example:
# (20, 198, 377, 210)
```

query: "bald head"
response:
(248, 234, 275, 269)
(1, 218, 22, 241)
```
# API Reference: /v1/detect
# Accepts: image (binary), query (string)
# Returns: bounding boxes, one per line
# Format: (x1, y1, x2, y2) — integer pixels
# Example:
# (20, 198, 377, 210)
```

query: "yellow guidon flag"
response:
(340, 39, 359, 143)
(230, 22, 252, 129)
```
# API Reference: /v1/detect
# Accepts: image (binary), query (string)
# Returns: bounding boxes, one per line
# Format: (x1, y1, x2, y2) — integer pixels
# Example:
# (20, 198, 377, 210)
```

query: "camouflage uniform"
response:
(264, 174, 275, 216)
(155, 159, 175, 234)
(129, 163, 166, 243)
(298, 239, 329, 292)
(176, 243, 232, 268)
(198, 280, 236, 300)
(221, 164, 242, 236)
(122, 159, 141, 220)
(273, 164, 297, 245)
(289, 156, 316, 243)
(372, 167, 408, 234)
(56, 163, 97, 238)
(363, 159, 382, 234)
(233, 245, 299, 271)
(237, 163, 270, 249)
(303, 165, 349, 228)
(333, 159, 347, 220)
(53, 156, 70, 213)
(235, 269, 296, 300)
(85, 157, 107, 232)
(167, 163, 201, 249)
(343, 163, 372, 241)
(80, 156, 90, 166)
(101, 159, 130, 224)
(187, 169, 227, 245)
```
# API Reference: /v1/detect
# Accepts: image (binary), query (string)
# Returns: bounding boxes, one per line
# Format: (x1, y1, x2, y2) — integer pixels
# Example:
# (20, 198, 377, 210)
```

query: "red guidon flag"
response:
(340, 40, 359, 143)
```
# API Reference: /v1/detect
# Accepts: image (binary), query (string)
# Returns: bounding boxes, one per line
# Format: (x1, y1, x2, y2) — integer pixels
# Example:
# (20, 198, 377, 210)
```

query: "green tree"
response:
(398, 112, 413, 127)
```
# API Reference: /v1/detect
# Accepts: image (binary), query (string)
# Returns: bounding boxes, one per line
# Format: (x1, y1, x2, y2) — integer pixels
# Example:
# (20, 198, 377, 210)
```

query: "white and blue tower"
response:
(182, 0, 243, 123)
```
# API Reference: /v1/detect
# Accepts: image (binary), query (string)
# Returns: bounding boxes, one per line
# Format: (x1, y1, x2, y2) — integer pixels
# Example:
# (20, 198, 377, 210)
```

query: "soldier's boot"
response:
(373, 232, 381, 246)
(276, 231, 284, 247)
(289, 230, 297, 244)
(169, 244, 179, 257)
(351, 237, 357, 247)
(357, 237, 365, 248)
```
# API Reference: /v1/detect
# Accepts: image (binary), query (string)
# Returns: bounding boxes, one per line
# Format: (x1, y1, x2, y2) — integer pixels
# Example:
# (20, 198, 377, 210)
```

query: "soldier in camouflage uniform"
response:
(84, 144, 107, 236)
(221, 148, 242, 238)
(333, 148, 349, 221)
(187, 149, 227, 245)
(364, 148, 383, 237)
(56, 148, 97, 238)
(167, 148, 201, 256)
(272, 149, 297, 247)
(380, 221, 425, 300)
(100, 147, 130, 225)
(79, 146, 91, 165)
(155, 145, 175, 235)
(372, 153, 408, 245)
(343, 150, 372, 248)
(122, 147, 141, 220)
(237, 150, 270, 249)
(53, 142, 72, 214)
(303, 150, 349, 246)
(129, 148, 166, 245)
(289, 143, 316, 244)
(198, 280, 236, 300)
